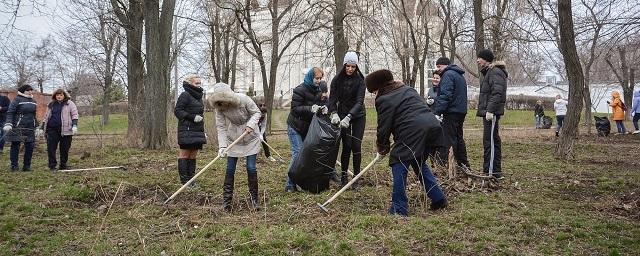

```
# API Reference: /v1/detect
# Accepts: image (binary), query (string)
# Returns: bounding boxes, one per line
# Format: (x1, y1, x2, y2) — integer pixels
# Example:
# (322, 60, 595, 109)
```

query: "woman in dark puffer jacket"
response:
(174, 74, 207, 184)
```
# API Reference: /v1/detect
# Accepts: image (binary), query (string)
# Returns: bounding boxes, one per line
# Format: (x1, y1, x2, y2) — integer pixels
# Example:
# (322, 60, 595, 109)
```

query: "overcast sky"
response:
(0, 0, 62, 39)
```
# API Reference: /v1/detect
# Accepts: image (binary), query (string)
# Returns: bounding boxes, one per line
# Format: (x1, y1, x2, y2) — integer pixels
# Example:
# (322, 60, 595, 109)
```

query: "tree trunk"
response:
(473, 0, 485, 75)
(142, 0, 176, 149)
(333, 0, 348, 72)
(582, 75, 592, 134)
(555, 0, 584, 160)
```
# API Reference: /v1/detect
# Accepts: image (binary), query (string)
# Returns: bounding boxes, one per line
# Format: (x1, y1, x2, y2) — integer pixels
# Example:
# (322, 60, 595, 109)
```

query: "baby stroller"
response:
(594, 116, 611, 137)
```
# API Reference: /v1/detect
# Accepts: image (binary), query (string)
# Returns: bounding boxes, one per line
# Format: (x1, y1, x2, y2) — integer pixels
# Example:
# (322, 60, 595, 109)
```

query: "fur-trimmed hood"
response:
(207, 83, 241, 110)
(17, 91, 33, 98)
(488, 60, 508, 78)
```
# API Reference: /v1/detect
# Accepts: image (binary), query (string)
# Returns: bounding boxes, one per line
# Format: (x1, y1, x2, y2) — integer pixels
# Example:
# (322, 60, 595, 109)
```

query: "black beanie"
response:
(435, 57, 451, 66)
(477, 49, 495, 62)
(365, 69, 394, 93)
(18, 84, 34, 93)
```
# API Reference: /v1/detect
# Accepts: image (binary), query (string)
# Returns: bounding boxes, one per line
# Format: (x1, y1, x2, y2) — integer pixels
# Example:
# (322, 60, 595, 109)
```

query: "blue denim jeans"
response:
(534, 115, 543, 128)
(10, 141, 35, 170)
(615, 120, 626, 134)
(286, 125, 304, 189)
(556, 115, 565, 132)
(633, 113, 640, 131)
(389, 160, 446, 216)
(226, 154, 257, 175)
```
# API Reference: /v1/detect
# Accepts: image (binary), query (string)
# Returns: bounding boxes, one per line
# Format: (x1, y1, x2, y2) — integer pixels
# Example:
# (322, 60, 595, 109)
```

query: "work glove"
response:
(72, 126, 78, 135)
(35, 128, 44, 138)
(2, 124, 11, 132)
(485, 112, 494, 121)
(193, 115, 203, 123)
(426, 97, 435, 105)
(319, 105, 328, 115)
(311, 104, 320, 113)
(435, 114, 443, 123)
(218, 147, 227, 157)
(340, 115, 351, 128)
(330, 113, 340, 125)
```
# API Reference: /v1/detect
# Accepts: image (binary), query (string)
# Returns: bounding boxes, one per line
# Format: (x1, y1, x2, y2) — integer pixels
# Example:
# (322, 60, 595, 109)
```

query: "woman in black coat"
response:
(174, 74, 207, 184)
(328, 51, 366, 187)
(365, 69, 447, 216)
(2, 84, 40, 171)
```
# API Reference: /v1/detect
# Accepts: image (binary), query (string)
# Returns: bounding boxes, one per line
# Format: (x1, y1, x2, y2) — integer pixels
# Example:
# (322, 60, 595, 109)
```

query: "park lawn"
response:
(1, 110, 639, 254)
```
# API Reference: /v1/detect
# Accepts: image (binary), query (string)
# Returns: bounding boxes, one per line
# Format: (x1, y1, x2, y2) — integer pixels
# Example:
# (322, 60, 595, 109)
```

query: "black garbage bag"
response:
(594, 116, 610, 137)
(288, 114, 341, 193)
(542, 115, 553, 129)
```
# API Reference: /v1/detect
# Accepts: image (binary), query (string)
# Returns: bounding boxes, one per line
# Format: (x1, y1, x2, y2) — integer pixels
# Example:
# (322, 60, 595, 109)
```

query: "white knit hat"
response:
(343, 51, 359, 65)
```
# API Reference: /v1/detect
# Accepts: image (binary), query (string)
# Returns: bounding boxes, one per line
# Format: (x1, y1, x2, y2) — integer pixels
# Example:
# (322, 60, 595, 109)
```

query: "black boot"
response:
(223, 173, 234, 212)
(187, 159, 198, 187)
(340, 171, 348, 187)
(177, 158, 189, 184)
(247, 172, 261, 211)
(351, 169, 360, 189)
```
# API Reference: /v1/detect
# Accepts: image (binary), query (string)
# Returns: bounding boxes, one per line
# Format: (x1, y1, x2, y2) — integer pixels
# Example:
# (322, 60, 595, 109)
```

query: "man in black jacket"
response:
(0, 91, 10, 153)
(476, 49, 507, 179)
(432, 57, 471, 170)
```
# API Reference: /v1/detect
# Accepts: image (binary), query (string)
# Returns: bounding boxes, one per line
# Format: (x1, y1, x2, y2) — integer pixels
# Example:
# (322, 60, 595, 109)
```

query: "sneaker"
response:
(633, 130, 640, 134)
(330, 172, 340, 183)
(268, 156, 277, 162)
(285, 186, 297, 193)
(430, 198, 448, 210)
(10, 166, 18, 172)
(492, 172, 504, 180)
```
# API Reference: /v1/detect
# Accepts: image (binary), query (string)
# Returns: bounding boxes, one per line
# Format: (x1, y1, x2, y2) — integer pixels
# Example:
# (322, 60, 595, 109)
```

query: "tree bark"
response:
(555, 0, 584, 160)
(333, 0, 348, 72)
(473, 0, 485, 75)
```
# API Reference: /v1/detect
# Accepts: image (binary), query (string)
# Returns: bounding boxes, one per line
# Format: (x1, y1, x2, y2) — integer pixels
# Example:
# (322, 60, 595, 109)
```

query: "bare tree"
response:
(555, 0, 584, 160)
(207, 1, 240, 88)
(32, 36, 52, 92)
(1, 36, 35, 87)
(605, 46, 635, 108)
(332, 0, 348, 72)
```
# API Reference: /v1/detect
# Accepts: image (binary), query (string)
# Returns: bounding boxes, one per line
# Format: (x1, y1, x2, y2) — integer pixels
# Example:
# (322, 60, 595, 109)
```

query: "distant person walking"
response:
(534, 100, 545, 129)
(476, 49, 507, 179)
(554, 95, 568, 137)
(40, 89, 79, 171)
(609, 91, 627, 134)
(0, 91, 10, 153)
(632, 90, 640, 134)
(2, 85, 41, 171)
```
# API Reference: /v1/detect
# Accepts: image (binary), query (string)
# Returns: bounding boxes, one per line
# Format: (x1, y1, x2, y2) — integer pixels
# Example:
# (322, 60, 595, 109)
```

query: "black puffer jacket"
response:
(174, 82, 206, 146)
(328, 69, 366, 119)
(375, 82, 444, 166)
(286, 83, 325, 138)
(476, 61, 508, 117)
(3, 93, 38, 143)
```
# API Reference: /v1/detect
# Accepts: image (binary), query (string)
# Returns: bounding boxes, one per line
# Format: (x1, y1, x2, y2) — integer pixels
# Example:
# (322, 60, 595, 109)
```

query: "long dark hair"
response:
(333, 64, 365, 94)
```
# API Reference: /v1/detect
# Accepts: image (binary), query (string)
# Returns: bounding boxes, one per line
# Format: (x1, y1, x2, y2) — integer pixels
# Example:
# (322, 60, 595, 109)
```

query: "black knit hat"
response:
(365, 69, 394, 93)
(435, 57, 451, 66)
(477, 49, 495, 62)
(18, 84, 34, 93)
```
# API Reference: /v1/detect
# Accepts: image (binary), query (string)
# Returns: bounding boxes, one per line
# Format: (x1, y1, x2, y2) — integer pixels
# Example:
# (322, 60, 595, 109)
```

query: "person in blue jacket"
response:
(3, 84, 41, 171)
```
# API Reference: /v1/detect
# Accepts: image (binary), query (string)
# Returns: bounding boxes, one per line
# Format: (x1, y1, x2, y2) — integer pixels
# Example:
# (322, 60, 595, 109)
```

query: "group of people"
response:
(533, 90, 640, 135)
(1, 85, 79, 171)
(174, 49, 508, 216)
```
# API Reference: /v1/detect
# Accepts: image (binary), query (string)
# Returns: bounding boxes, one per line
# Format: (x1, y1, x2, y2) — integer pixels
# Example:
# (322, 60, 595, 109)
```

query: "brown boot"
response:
(222, 173, 234, 212)
(247, 172, 261, 211)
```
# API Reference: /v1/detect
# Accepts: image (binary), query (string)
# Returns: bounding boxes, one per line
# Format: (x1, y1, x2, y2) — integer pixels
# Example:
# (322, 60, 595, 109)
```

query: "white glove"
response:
(2, 124, 11, 132)
(340, 115, 351, 128)
(435, 114, 443, 122)
(193, 115, 203, 123)
(311, 104, 320, 113)
(426, 97, 435, 105)
(35, 128, 43, 138)
(485, 112, 494, 121)
(218, 147, 227, 157)
(72, 126, 78, 135)
(330, 113, 340, 125)
(319, 105, 328, 115)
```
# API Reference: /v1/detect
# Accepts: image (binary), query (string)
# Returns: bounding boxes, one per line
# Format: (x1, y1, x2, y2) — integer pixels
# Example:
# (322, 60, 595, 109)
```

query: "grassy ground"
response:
(1, 110, 639, 255)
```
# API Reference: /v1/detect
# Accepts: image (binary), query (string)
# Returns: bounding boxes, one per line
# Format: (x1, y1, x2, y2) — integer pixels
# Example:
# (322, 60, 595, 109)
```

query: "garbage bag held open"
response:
(288, 114, 341, 193)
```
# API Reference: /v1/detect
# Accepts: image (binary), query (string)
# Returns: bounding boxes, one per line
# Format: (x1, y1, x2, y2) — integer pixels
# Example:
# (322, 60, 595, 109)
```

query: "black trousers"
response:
(482, 115, 502, 175)
(340, 116, 365, 175)
(436, 113, 470, 168)
(46, 129, 73, 169)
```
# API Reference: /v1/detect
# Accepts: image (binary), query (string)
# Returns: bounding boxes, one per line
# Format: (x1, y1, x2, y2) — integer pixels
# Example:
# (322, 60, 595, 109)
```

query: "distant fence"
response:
(0, 88, 51, 121)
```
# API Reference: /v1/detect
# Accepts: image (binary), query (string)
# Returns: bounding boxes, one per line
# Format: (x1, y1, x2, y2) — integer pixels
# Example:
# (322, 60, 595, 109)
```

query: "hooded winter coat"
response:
(434, 64, 468, 115)
(632, 90, 640, 114)
(286, 68, 326, 137)
(174, 82, 207, 146)
(610, 91, 626, 121)
(476, 61, 508, 117)
(41, 90, 79, 136)
(375, 81, 444, 166)
(209, 83, 262, 157)
(3, 92, 38, 142)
